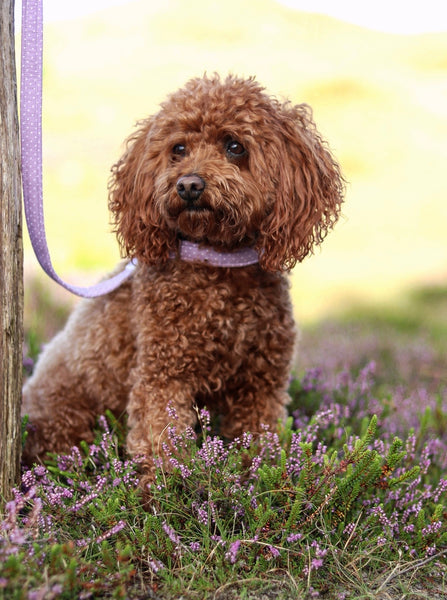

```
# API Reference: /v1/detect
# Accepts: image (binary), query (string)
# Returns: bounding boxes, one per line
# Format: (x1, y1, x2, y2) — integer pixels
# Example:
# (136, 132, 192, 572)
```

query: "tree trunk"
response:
(0, 0, 23, 510)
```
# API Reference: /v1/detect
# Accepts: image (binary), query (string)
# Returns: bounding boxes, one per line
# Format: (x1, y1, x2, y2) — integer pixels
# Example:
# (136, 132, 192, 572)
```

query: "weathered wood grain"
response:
(0, 0, 24, 509)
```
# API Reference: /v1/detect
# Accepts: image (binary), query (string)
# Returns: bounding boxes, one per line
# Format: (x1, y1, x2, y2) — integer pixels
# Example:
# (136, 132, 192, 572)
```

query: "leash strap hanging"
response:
(20, 0, 135, 297)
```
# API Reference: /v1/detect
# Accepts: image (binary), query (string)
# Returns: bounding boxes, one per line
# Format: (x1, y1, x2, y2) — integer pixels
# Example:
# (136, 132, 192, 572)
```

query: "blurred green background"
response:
(19, 0, 447, 322)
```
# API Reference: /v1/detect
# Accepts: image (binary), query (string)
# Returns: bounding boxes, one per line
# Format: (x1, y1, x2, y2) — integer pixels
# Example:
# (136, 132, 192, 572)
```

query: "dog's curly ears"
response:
(256, 102, 345, 273)
(108, 118, 176, 265)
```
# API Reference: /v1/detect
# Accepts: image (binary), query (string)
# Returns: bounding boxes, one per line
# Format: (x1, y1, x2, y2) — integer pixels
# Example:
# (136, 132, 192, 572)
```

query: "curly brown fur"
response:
(22, 74, 344, 491)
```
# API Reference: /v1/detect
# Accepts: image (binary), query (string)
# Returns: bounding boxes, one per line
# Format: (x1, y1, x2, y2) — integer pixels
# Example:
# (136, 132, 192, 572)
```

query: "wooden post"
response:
(0, 0, 24, 509)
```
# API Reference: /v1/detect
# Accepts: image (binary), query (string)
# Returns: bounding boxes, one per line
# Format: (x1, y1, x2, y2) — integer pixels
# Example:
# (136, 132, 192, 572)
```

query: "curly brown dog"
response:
(22, 74, 344, 490)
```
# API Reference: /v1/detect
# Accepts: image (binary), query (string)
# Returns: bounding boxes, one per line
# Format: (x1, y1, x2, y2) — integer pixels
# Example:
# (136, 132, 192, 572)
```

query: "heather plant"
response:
(1, 375, 446, 598)
(2, 283, 445, 598)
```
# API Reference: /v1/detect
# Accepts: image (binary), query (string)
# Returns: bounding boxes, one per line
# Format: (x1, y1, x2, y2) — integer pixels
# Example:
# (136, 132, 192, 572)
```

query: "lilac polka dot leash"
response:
(20, 0, 259, 299)
(20, 0, 135, 297)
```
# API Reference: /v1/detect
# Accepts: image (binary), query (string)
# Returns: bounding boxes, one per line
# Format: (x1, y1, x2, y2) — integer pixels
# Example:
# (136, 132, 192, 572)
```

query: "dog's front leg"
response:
(219, 384, 290, 441)
(126, 376, 197, 489)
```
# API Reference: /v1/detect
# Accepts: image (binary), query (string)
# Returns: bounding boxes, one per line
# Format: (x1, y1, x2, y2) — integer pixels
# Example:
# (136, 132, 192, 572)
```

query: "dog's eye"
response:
(226, 140, 246, 158)
(172, 144, 186, 157)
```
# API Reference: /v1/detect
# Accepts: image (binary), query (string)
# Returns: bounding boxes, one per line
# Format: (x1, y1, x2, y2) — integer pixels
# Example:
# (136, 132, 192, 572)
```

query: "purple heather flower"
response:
(162, 522, 181, 547)
(422, 521, 442, 536)
(166, 402, 179, 421)
(95, 520, 126, 544)
(168, 458, 192, 479)
(210, 535, 222, 543)
(148, 557, 164, 572)
(97, 414, 110, 434)
(199, 408, 211, 425)
(196, 436, 229, 467)
(433, 479, 447, 503)
(21, 469, 36, 489)
(192, 501, 210, 526)
(311, 540, 328, 559)
(343, 522, 356, 537)
(226, 540, 241, 564)
(241, 432, 253, 448)
(69, 492, 99, 513)
(189, 542, 201, 552)
(34, 465, 46, 477)
(311, 558, 324, 570)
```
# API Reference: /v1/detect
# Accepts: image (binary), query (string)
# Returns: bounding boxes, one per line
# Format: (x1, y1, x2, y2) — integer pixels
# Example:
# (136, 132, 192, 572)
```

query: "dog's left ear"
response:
(257, 103, 344, 272)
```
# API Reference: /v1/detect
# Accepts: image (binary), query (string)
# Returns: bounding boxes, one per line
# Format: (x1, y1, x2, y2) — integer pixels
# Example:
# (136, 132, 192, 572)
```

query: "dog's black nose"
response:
(176, 174, 205, 203)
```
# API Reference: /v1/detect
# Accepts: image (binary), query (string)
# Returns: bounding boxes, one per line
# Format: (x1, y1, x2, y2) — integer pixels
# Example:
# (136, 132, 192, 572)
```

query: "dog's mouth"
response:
(183, 204, 212, 213)
(166, 201, 213, 219)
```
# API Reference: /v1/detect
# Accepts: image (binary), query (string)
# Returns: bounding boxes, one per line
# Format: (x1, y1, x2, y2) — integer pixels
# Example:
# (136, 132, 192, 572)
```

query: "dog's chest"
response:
(134, 265, 290, 353)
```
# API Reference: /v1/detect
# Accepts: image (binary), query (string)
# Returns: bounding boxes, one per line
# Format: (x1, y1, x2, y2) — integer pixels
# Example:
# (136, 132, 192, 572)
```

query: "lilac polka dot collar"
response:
(172, 241, 259, 268)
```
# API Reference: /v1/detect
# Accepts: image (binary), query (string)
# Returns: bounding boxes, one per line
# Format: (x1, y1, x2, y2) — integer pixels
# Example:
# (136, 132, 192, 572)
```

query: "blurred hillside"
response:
(22, 0, 447, 320)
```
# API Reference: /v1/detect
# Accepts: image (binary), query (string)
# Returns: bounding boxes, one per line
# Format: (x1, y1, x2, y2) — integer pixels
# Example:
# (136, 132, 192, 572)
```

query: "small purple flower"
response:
(422, 521, 442, 537)
(97, 415, 110, 434)
(148, 557, 164, 572)
(189, 542, 201, 552)
(433, 479, 447, 503)
(166, 402, 178, 421)
(241, 432, 253, 449)
(162, 522, 181, 547)
(34, 465, 46, 477)
(192, 502, 209, 526)
(311, 558, 324, 570)
(69, 492, 99, 513)
(199, 408, 211, 428)
(225, 540, 241, 564)
(343, 522, 356, 537)
(95, 520, 126, 544)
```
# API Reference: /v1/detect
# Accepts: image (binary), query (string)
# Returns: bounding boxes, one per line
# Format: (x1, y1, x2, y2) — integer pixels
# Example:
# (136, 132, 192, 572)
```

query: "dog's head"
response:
(109, 74, 344, 272)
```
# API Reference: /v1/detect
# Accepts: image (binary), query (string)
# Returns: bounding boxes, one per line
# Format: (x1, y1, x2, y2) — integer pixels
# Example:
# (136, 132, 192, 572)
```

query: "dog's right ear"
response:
(108, 117, 176, 265)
